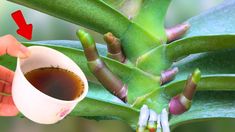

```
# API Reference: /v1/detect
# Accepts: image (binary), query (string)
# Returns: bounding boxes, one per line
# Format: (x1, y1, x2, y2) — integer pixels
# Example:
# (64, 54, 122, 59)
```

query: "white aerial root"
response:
(147, 109, 158, 131)
(160, 108, 170, 132)
(137, 106, 170, 132)
(137, 105, 150, 132)
(157, 115, 162, 132)
(149, 109, 158, 124)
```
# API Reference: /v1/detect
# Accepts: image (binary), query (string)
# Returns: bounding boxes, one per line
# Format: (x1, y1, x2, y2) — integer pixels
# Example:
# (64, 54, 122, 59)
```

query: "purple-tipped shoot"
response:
(166, 23, 190, 42)
(169, 69, 201, 115)
(161, 67, 179, 85)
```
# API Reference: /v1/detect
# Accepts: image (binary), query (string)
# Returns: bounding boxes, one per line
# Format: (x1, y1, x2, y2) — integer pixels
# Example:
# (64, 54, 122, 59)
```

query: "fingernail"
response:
(19, 44, 31, 58)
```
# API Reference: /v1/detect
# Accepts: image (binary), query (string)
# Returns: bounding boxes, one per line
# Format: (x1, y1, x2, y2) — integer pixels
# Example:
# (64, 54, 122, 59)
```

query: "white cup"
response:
(12, 46, 88, 124)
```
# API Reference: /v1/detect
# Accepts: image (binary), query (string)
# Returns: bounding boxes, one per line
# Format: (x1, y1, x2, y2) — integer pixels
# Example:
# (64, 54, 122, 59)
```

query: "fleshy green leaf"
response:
(166, 35, 235, 62)
(71, 82, 139, 128)
(102, 0, 126, 9)
(9, 0, 161, 62)
(117, 0, 142, 18)
(136, 34, 235, 75)
(165, 48, 235, 96)
(170, 91, 235, 129)
(165, 0, 235, 64)
(185, 0, 235, 37)
(9, 0, 130, 37)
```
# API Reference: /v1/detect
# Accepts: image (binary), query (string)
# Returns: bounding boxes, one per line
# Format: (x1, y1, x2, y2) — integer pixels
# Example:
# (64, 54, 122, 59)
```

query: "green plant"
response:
(3, 0, 235, 131)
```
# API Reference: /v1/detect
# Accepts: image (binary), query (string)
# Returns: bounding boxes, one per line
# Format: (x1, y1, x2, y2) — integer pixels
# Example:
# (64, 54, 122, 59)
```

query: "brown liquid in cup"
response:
(24, 67, 84, 101)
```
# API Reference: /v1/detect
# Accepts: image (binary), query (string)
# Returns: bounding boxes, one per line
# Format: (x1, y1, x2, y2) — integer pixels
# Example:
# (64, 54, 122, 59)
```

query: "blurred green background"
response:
(1, 0, 235, 132)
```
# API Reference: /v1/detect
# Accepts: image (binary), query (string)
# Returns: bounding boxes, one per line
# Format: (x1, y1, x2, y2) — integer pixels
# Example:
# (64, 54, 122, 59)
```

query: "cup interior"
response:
(19, 46, 88, 102)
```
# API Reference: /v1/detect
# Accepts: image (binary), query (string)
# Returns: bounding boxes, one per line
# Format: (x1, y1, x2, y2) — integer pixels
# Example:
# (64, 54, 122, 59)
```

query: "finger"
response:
(0, 95, 19, 116)
(0, 66, 14, 84)
(0, 81, 18, 116)
(0, 34, 30, 58)
(0, 80, 11, 94)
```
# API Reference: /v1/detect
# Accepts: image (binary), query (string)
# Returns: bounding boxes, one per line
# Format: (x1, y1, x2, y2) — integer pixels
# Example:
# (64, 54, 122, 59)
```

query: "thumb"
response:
(0, 35, 31, 58)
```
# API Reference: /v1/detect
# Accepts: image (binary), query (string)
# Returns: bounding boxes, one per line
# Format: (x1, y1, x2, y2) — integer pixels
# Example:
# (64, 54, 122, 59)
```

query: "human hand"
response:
(0, 35, 30, 116)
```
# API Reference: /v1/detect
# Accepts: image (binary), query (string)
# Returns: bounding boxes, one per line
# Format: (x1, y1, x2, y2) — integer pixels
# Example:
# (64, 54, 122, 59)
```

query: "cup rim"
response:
(17, 46, 88, 104)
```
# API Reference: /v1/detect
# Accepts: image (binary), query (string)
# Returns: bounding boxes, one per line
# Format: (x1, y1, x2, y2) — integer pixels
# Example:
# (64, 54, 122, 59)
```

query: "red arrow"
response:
(11, 10, 33, 40)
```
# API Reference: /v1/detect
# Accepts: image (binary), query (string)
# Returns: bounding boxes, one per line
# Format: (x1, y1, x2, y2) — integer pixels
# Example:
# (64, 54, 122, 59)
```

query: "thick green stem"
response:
(133, 0, 171, 42)
(136, 45, 170, 75)
(120, 24, 161, 62)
